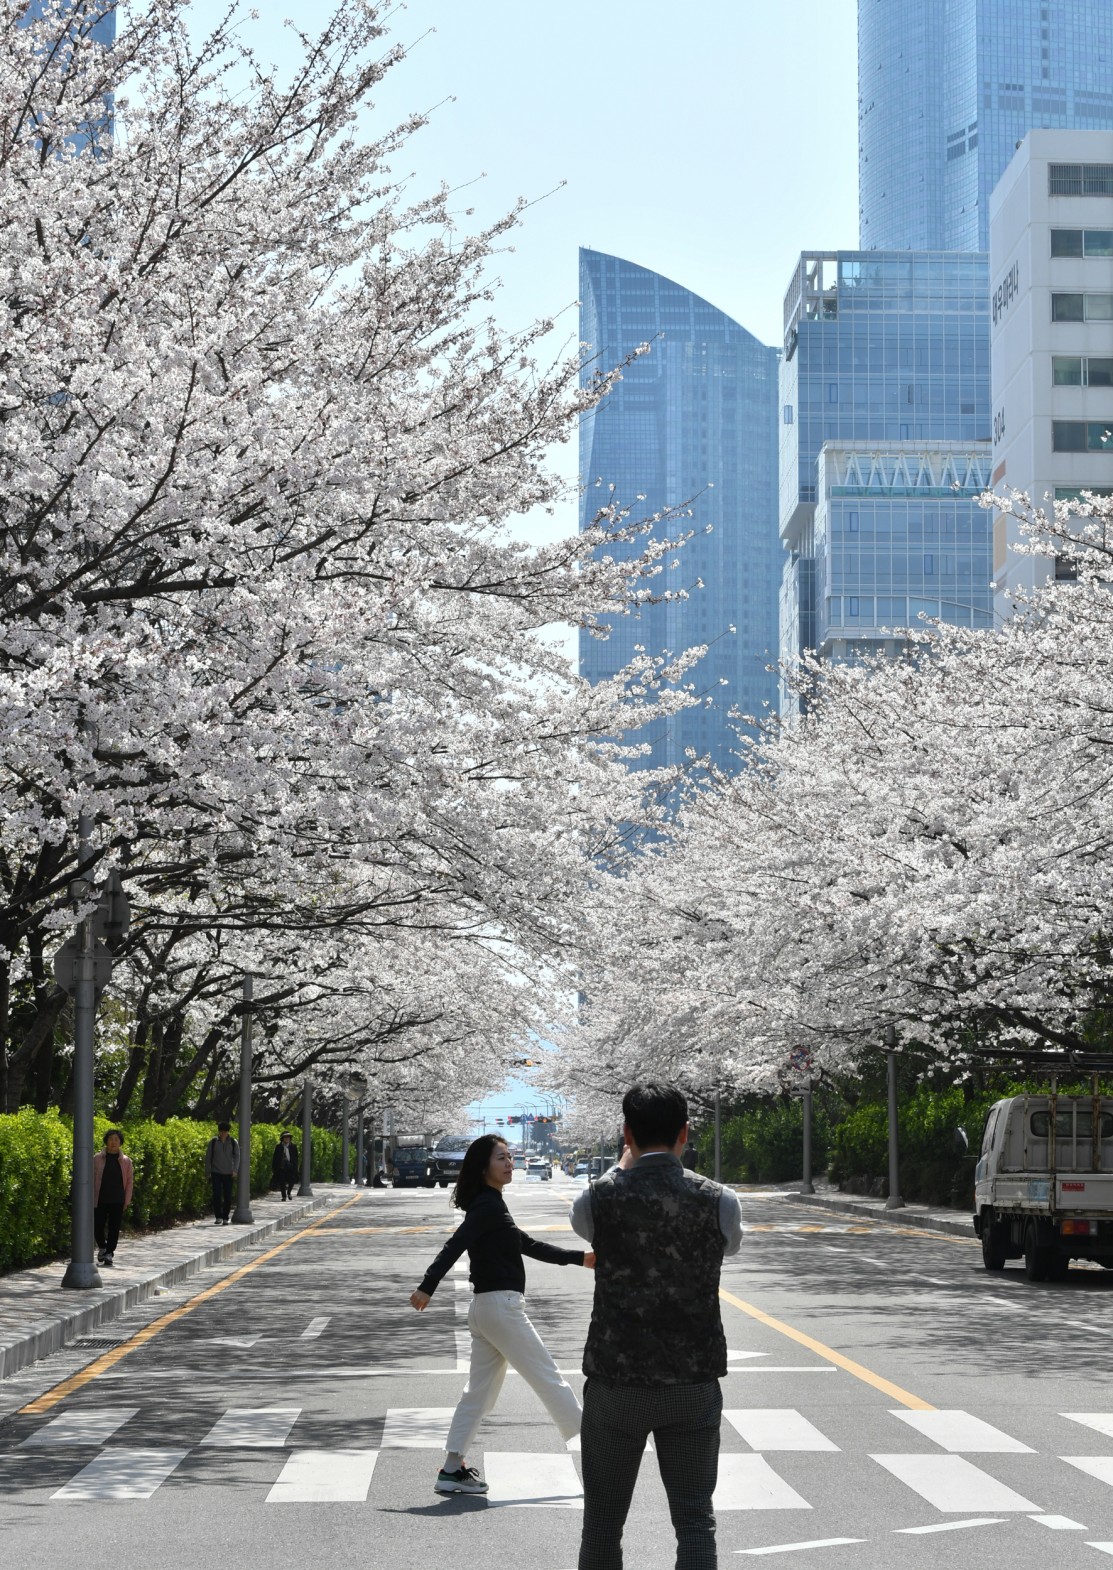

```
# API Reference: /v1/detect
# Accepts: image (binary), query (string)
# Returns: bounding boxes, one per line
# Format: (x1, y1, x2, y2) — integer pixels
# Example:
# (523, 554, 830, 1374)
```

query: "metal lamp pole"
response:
(356, 1104, 366, 1186)
(298, 1078, 314, 1197)
(885, 1025, 905, 1210)
(713, 1087, 722, 1183)
(800, 1081, 815, 1195)
(61, 811, 101, 1291)
(341, 1086, 350, 1184)
(232, 975, 255, 1225)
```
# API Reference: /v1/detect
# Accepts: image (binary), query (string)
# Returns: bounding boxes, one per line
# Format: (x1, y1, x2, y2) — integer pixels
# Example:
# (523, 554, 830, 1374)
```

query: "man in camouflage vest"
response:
(570, 1082, 742, 1570)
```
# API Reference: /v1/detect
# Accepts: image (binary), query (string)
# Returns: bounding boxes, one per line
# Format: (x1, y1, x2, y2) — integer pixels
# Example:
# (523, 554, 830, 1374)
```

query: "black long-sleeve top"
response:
(417, 1185, 585, 1297)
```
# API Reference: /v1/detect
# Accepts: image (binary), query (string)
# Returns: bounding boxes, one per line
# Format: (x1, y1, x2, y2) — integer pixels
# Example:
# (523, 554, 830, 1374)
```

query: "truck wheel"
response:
(1023, 1223, 1052, 1282)
(981, 1216, 1007, 1271)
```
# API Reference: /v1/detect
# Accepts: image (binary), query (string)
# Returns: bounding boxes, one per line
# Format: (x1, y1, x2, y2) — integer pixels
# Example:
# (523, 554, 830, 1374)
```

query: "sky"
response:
(184, 0, 862, 1128)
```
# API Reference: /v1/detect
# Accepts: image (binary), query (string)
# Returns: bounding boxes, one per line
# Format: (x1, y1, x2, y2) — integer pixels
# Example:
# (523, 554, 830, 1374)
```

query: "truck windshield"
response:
(1030, 1111, 1113, 1139)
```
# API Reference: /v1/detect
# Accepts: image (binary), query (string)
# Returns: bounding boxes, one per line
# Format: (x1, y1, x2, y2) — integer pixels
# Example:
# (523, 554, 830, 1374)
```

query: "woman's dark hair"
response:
(103, 1129, 124, 1146)
(452, 1135, 509, 1210)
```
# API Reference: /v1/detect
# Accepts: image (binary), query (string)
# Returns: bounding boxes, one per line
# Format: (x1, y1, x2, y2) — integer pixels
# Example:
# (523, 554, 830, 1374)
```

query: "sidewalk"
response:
(774, 1180, 975, 1240)
(0, 1183, 355, 1382)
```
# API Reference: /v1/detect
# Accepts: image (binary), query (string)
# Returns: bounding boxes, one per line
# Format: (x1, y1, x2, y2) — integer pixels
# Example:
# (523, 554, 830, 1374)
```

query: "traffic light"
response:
(506, 1115, 519, 1124)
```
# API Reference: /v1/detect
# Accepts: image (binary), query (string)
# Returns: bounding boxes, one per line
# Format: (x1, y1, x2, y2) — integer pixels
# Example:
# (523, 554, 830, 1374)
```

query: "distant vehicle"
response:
(974, 1094, 1113, 1280)
(573, 1160, 590, 1177)
(525, 1156, 551, 1181)
(431, 1136, 471, 1190)
(588, 1156, 614, 1179)
(391, 1145, 435, 1189)
(512, 1152, 528, 1170)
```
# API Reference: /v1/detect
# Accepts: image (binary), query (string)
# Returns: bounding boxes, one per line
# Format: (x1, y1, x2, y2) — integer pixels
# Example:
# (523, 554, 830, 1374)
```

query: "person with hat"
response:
(271, 1130, 299, 1201)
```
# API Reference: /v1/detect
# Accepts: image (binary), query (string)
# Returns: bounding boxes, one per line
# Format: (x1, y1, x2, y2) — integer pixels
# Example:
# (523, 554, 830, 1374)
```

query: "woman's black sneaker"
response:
(434, 1465, 488, 1495)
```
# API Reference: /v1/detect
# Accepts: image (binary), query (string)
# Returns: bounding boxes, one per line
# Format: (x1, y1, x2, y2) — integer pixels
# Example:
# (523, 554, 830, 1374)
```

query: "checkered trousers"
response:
(577, 1377, 722, 1570)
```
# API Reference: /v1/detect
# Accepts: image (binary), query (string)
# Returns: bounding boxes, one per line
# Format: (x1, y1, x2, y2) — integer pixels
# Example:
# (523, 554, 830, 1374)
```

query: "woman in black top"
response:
(410, 1134, 594, 1496)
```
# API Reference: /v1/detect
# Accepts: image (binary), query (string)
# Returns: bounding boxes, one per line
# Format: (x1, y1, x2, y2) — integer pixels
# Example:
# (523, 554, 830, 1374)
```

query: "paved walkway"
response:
(774, 1179, 975, 1239)
(0, 1183, 355, 1381)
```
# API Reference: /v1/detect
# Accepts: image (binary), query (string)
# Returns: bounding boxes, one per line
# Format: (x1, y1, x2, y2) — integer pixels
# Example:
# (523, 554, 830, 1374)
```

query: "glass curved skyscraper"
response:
(859, 0, 1113, 251)
(578, 249, 780, 776)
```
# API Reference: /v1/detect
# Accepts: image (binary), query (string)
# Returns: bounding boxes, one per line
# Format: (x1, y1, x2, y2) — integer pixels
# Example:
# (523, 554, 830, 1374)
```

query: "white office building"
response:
(990, 130, 1113, 613)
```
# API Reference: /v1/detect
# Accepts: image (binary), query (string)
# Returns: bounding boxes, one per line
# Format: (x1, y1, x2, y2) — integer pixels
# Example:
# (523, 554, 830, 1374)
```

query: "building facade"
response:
(990, 130, 1113, 611)
(859, 0, 1113, 252)
(779, 251, 993, 706)
(578, 249, 780, 775)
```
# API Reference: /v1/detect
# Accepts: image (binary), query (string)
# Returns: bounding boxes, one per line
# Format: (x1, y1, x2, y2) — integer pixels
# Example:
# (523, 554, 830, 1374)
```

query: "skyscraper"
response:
(859, 0, 1113, 252)
(578, 249, 780, 776)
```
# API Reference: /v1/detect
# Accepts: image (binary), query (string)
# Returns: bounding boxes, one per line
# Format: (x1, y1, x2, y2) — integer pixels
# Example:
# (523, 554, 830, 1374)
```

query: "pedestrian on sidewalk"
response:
(204, 1122, 239, 1225)
(570, 1081, 743, 1570)
(93, 1129, 134, 1268)
(409, 1133, 594, 1497)
(271, 1131, 298, 1201)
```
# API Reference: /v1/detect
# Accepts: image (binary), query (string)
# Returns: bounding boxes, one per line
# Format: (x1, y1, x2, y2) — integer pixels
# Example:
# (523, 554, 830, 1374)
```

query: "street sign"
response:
(52, 935, 114, 998)
(94, 871, 131, 951)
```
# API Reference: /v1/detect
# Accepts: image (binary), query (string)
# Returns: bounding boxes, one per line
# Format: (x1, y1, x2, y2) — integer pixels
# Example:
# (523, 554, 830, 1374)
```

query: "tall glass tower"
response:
(859, 0, 1113, 251)
(578, 249, 780, 776)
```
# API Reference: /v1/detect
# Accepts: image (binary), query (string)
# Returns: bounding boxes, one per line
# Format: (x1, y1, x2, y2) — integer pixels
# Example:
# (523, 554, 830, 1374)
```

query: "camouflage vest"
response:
(583, 1157, 727, 1384)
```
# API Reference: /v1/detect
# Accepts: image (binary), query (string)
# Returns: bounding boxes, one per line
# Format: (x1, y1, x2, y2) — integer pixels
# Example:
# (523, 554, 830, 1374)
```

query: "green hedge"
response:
(828, 1083, 1003, 1207)
(0, 1110, 345, 1273)
(718, 1099, 831, 1185)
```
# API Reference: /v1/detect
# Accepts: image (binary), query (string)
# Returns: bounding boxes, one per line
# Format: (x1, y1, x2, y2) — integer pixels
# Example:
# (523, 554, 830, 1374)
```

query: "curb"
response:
(0, 1191, 341, 1382)
(778, 1189, 976, 1241)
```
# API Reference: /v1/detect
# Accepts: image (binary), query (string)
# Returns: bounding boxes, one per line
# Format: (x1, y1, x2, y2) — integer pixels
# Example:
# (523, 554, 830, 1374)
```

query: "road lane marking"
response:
(1087, 1546, 1113, 1557)
(484, 1451, 583, 1508)
(455, 1330, 471, 1371)
(1063, 1414, 1113, 1440)
(894, 1518, 1003, 1534)
(200, 1407, 301, 1447)
(1031, 1515, 1088, 1529)
(266, 1448, 379, 1502)
(381, 1407, 455, 1447)
(713, 1454, 812, 1510)
(723, 1410, 839, 1452)
(891, 1409, 1033, 1453)
(20, 1193, 365, 1415)
(718, 1288, 934, 1410)
(20, 1407, 138, 1447)
(1063, 1457, 1113, 1487)
(52, 1447, 189, 1500)
(299, 1316, 330, 1340)
(871, 1454, 1041, 1512)
(735, 1539, 864, 1554)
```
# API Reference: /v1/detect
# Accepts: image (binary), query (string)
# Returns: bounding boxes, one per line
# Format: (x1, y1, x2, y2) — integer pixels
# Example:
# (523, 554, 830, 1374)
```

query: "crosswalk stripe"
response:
(266, 1448, 379, 1502)
(1087, 1546, 1113, 1557)
(484, 1451, 583, 1508)
(1062, 1414, 1113, 1440)
(891, 1409, 1033, 1453)
(454, 1330, 471, 1372)
(199, 1408, 301, 1448)
(736, 1541, 865, 1556)
(1062, 1457, 1113, 1487)
(713, 1454, 812, 1510)
(381, 1407, 455, 1448)
(52, 1448, 189, 1500)
(871, 1454, 1041, 1512)
(21, 1408, 139, 1448)
(1030, 1515, 1088, 1530)
(724, 1409, 839, 1452)
(299, 1317, 330, 1340)
(894, 1518, 1003, 1534)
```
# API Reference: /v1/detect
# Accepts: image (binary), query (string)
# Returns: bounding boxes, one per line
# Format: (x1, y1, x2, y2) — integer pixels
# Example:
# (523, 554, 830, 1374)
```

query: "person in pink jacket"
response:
(92, 1129, 134, 1268)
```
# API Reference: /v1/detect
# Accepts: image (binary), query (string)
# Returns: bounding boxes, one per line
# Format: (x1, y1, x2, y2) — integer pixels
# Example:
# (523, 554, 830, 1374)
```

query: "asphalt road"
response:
(2, 1173, 1113, 1569)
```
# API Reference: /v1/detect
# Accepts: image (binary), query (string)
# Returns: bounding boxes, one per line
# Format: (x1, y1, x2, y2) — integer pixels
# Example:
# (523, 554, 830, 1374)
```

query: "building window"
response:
(828, 383, 839, 403)
(1052, 421, 1113, 452)
(1090, 359, 1113, 388)
(1050, 164, 1113, 196)
(847, 511, 859, 532)
(783, 404, 794, 425)
(848, 597, 860, 617)
(1053, 356, 1084, 385)
(1086, 231, 1113, 257)
(924, 553, 935, 574)
(1055, 485, 1113, 501)
(1052, 293, 1085, 320)
(1088, 295, 1113, 321)
(1051, 229, 1085, 257)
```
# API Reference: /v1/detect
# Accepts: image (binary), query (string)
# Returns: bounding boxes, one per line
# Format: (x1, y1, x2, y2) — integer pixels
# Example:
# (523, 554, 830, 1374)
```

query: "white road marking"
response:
(266, 1448, 379, 1502)
(713, 1454, 812, 1510)
(1031, 1515, 1088, 1530)
(729, 1368, 837, 1375)
(299, 1317, 330, 1340)
(871, 1454, 1040, 1512)
(891, 1409, 1033, 1453)
(201, 1336, 262, 1349)
(724, 1409, 839, 1452)
(455, 1298, 469, 1316)
(735, 1540, 864, 1556)
(381, 1407, 455, 1448)
(455, 1278, 470, 1293)
(894, 1518, 1003, 1534)
(567, 1435, 653, 1452)
(1063, 1457, 1113, 1487)
(199, 1407, 301, 1448)
(22, 1408, 139, 1447)
(455, 1330, 471, 1372)
(483, 1451, 583, 1508)
(1087, 1545, 1113, 1557)
(727, 1350, 768, 1361)
(52, 1448, 189, 1500)
(1063, 1414, 1113, 1440)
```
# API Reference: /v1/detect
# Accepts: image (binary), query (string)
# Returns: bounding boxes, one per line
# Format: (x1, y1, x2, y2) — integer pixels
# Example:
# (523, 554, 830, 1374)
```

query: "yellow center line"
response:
(20, 1194, 365, 1416)
(313, 1224, 441, 1236)
(718, 1287, 935, 1411)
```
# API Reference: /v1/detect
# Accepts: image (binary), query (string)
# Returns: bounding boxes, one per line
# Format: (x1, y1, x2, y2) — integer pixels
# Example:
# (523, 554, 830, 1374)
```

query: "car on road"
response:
(430, 1136, 470, 1189)
(512, 1152, 528, 1171)
(390, 1146, 435, 1188)
(573, 1160, 590, 1177)
(525, 1156, 551, 1181)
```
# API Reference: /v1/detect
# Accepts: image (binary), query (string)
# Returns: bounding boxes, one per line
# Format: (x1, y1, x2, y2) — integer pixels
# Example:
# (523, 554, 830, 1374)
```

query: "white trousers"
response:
(445, 1289, 582, 1456)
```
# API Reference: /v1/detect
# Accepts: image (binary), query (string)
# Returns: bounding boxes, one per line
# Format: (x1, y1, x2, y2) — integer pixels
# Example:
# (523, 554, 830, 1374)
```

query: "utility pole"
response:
(298, 1078, 313, 1198)
(885, 1025, 905, 1210)
(800, 1081, 815, 1195)
(713, 1087, 722, 1183)
(231, 975, 254, 1225)
(356, 1105, 365, 1187)
(60, 811, 101, 1291)
(341, 1086, 350, 1184)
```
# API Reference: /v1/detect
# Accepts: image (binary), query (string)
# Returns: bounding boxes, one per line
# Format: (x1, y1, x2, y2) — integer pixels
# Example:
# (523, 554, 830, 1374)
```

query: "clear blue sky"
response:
(185, 0, 861, 1124)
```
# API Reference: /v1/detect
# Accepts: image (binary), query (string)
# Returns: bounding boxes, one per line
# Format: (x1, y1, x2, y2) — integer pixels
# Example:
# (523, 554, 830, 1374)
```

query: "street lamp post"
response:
(713, 1087, 722, 1183)
(800, 1081, 815, 1195)
(61, 810, 101, 1291)
(341, 1088, 350, 1185)
(356, 1105, 365, 1186)
(231, 974, 255, 1225)
(885, 1025, 905, 1210)
(298, 1078, 313, 1198)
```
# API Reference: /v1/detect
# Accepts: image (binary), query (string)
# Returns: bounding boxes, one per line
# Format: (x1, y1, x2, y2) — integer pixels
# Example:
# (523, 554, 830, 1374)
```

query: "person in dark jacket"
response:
(570, 1082, 743, 1570)
(271, 1131, 298, 1200)
(93, 1129, 134, 1267)
(410, 1133, 595, 1497)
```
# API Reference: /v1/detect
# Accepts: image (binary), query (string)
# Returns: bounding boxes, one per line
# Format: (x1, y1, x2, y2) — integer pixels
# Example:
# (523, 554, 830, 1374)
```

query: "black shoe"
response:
(434, 1465, 488, 1496)
(103, 1252, 114, 1267)
(96, 1249, 106, 1264)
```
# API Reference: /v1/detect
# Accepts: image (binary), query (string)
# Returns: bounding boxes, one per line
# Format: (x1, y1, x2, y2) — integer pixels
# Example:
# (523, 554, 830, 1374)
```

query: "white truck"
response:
(973, 1093, 1113, 1280)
